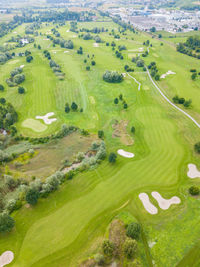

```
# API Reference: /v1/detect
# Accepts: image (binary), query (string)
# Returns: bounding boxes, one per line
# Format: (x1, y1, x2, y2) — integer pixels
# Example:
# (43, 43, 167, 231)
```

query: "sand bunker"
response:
(117, 149, 134, 158)
(0, 251, 14, 267)
(161, 70, 176, 79)
(112, 120, 134, 146)
(66, 30, 70, 33)
(151, 192, 181, 210)
(36, 112, 57, 125)
(43, 38, 49, 41)
(139, 193, 158, 215)
(20, 65, 25, 68)
(93, 43, 99, 47)
(64, 50, 69, 53)
(187, 164, 200, 179)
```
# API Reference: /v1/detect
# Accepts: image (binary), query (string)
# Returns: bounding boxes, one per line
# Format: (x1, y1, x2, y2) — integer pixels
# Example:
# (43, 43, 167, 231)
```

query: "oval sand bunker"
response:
(187, 164, 200, 179)
(0, 251, 14, 267)
(139, 193, 158, 215)
(151, 192, 180, 210)
(36, 112, 57, 125)
(117, 149, 134, 158)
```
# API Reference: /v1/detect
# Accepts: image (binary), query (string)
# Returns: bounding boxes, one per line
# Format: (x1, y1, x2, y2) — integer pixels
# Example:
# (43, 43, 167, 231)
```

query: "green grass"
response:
(0, 20, 200, 267)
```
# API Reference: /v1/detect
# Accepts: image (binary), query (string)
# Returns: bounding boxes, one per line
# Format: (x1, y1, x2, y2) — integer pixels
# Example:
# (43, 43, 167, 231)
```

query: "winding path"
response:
(146, 68, 200, 129)
(127, 73, 141, 91)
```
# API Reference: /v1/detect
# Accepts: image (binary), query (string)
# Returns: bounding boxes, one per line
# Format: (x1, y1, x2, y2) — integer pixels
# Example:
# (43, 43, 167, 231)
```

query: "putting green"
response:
(22, 119, 47, 132)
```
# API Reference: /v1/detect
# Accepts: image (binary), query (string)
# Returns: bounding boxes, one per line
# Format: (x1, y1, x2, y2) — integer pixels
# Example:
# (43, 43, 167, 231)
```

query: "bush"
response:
(0, 213, 15, 233)
(94, 254, 105, 265)
(26, 188, 39, 205)
(194, 142, 200, 154)
(126, 222, 141, 240)
(98, 130, 104, 139)
(0, 84, 4, 91)
(189, 186, 200, 195)
(108, 152, 117, 163)
(71, 102, 78, 111)
(131, 126, 135, 134)
(86, 66, 90, 71)
(123, 238, 137, 258)
(102, 240, 115, 256)
(18, 87, 25, 94)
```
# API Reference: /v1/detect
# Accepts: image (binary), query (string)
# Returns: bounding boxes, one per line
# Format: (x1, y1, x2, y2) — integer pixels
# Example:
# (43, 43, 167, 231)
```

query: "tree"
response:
(0, 98, 6, 104)
(158, 34, 162, 38)
(119, 94, 123, 100)
(26, 188, 39, 205)
(71, 102, 78, 111)
(131, 126, 135, 134)
(191, 72, 197, 80)
(114, 98, 119, 104)
(65, 103, 70, 113)
(18, 87, 25, 94)
(194, 142, 200, 154)
(91, 60, 96, 66)
(0, 84, 4, 91)
(123, 103, 128, 109)
(150, 27, 156, 32)
(26, 55, 33, 63)
(98, 130, 104, 139)
(155, 74, 160, 81)
(86, 66, 90, 71)
(102, 240, 115, 256)
(108, 152, 117, 163)
(189, 186, 199, 196)
(0, 213, 15, 233)
(123, 238, 137, 258)
(178, 98, 185, 104)
(38, 45, 41, 49)
(136, 59, 144, 67)
(126, 222, 141, 240)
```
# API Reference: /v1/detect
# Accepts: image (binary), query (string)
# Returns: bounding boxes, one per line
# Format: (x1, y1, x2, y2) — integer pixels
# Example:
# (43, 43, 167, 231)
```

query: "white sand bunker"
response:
(117, 149, 134, 158)
(36, 112, 57, 125)
(187, 164, 200, 179)
(139, 193, 158, 215)
(64, 50, 69, 53)
(151, 192, 180, 210)
(43, 38, 49, 41)
(161, 70, 176, 79)
(20, 65, 24, 68)
(93, 43, 99, 47)
(0, 251, 14, 267)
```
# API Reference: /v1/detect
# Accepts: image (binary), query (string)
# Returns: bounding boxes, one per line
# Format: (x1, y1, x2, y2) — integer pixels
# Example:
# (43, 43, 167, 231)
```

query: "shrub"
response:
(0, 98, 6, 104)
(108, 152, 117, 163)
(131, 126, 135, 134)
(0, 213, 15, 233)
(189, 186, 200, 196)
(136, 59, 144, 67)
(0, 84, 4, 91)
(91, 60, 96, 66)
(26, 188, 39, 205)
(98, 130, 104, 139)
(102, 240, 115, 256)
(194, 142, 200, 153)
(86, 66, 90, 71)
(71, 102, 78, 111)
(123, 238, 137, 258)
(126, 222, 141, 240)
(18, 87, 25, 94)
(94, 254, 105, 265)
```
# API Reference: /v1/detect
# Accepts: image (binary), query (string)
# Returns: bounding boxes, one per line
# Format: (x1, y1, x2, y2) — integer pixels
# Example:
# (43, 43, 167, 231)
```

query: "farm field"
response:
(0, 17, 200, 267)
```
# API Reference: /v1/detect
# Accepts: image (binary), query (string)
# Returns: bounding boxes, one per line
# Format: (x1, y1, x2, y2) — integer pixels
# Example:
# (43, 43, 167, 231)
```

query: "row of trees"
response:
(172, 95, 192, 108)
(65, 102, 83, 113)
(114, 94, 128, 109)
(177, 36, 200, 59)
(148, 62, 160, 80)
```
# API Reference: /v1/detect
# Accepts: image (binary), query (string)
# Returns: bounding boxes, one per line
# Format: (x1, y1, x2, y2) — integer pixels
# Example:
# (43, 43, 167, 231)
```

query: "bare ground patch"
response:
(112, 120, 134, 146)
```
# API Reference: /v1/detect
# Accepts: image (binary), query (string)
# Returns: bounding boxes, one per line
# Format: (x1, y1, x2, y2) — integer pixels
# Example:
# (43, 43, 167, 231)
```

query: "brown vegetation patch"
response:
(109, 219, 126, 257)
(79, 258, 96, 267)
(112, 120, 134, 146)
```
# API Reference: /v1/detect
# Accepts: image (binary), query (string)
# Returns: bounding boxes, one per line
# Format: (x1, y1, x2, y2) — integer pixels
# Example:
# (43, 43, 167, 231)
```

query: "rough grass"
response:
(0, 21, 200, 267)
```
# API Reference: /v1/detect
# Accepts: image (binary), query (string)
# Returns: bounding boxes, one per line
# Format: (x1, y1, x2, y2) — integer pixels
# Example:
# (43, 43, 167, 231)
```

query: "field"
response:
(0, 19, 200, 267)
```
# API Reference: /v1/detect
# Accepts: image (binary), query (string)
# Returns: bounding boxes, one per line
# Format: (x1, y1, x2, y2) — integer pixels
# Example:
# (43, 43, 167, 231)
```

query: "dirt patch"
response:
(112, 120, 134, 146)
(79, 258, 96, 267)
(109, 219, 126, 256)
